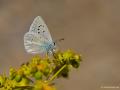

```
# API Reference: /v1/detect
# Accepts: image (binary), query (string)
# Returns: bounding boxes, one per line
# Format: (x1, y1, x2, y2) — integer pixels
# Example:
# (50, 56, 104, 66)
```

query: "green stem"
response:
(13, 85, 34, 90)
(49, 64, 67, 82)
(25, 76, 34, 83)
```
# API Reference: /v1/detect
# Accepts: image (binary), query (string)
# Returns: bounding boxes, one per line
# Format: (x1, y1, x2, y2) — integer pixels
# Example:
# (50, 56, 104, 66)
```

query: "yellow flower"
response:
(3, 79, 16, 90)
(37, 64, 46, 71)
(17, 78, 29, 86)
(31, 55, 41, 65)
(37, 60, 49, 71)
(43, 83, 56, 90)
(63, 50, 74, 60)
(0, 75, 6, 86)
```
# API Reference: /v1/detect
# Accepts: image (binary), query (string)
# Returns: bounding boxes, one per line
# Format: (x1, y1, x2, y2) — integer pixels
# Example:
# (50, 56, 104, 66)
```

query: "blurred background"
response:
(0, 0, 120, 90)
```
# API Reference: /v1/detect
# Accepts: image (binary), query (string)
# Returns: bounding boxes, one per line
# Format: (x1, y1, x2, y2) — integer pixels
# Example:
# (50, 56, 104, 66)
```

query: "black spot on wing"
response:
(38, 25, 42, 27)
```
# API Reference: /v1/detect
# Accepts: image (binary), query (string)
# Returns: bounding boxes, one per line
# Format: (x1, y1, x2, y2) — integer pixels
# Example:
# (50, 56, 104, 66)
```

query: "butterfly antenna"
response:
(54, 38, 64, 44)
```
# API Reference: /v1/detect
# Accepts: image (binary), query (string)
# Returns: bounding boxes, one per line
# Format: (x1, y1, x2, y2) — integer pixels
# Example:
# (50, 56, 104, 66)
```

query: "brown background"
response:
(0, 0, 120, 90)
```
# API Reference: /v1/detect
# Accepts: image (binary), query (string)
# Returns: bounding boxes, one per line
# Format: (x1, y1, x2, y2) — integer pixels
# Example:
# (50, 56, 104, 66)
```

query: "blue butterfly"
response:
(24, 16, 56, 55)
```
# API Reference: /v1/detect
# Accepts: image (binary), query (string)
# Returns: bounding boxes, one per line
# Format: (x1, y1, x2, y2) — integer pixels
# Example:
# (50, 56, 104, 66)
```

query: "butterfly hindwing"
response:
(24, 32, 51, 54)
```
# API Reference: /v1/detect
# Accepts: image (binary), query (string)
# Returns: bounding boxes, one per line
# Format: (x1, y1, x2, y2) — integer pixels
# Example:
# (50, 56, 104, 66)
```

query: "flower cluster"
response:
(0, 50, 82, 90)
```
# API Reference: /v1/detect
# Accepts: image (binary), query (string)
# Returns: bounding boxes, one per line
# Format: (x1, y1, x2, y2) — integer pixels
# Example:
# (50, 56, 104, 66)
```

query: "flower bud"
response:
(15, 75, 22, 82)
(34, 71, 42, 80)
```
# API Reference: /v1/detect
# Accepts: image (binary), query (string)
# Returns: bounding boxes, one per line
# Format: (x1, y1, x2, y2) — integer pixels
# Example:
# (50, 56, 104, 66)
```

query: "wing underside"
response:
(24, 32, 49, 54)
(24, 16, 55, 54)
(29, 16, 53, 42)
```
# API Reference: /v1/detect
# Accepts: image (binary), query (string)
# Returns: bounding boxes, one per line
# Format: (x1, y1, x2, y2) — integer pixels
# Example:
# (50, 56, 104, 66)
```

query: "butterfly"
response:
(24, 16, 56, 55)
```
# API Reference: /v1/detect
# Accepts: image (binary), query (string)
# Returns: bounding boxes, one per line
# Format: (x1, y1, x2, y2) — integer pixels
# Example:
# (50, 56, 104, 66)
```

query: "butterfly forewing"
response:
(29, 16, 52, 42)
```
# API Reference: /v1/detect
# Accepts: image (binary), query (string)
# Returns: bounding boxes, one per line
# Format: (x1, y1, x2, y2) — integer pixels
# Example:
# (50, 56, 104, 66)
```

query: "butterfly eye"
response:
(53, 42, 55, 46)
(38, 29, 40, 30)
(43, 30, 45, 33)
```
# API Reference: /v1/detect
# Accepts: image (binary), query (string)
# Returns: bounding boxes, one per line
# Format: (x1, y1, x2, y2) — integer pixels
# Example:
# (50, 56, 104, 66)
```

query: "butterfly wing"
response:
(29, 16, 53, 42)
(24, 16, 55, 54)
(24, 32, 52, 54)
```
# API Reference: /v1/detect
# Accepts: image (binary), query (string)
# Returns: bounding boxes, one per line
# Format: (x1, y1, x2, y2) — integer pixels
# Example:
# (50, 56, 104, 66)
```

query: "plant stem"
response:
(13, 85, 34, 90)
(49, 64, 67, 82)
